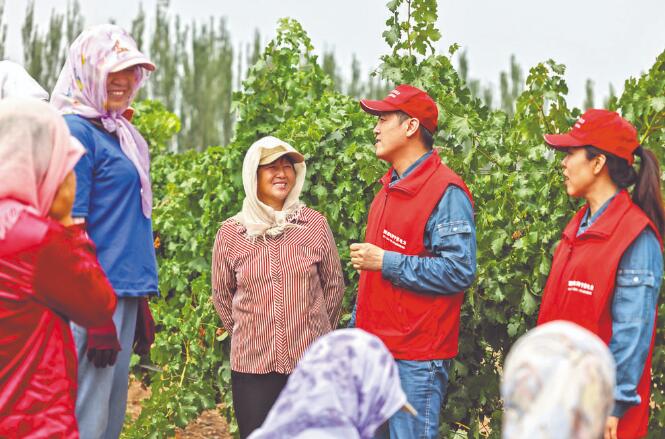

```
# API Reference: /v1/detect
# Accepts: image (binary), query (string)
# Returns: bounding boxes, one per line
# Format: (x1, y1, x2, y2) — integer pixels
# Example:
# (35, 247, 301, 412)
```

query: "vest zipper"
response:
(554, 238, 575, 309)
(374, 189, 406, 321)
(374, 190, 390, 243)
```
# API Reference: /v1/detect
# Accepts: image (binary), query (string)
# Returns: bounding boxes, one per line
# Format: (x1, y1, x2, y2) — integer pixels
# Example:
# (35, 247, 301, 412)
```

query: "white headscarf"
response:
(0, 98, 85, 239)
(501, 320, 616, 439)
(232, 136, 306, 238)
(0, 61, 49, 101)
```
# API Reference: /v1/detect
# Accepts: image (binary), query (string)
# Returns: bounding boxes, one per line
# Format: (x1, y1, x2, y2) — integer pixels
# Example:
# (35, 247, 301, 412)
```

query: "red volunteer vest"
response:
(538, 190, 661, 439)
(356, 150, 473, 360)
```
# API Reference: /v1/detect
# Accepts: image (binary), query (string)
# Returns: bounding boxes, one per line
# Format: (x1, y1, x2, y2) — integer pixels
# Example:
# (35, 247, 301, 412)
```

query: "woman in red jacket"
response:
(0, 98, 117, 438)
(538, 109, 664, 439)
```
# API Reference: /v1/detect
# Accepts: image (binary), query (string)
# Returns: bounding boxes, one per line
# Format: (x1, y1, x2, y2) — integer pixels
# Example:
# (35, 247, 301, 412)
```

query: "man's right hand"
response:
(349, 242, 385, 272)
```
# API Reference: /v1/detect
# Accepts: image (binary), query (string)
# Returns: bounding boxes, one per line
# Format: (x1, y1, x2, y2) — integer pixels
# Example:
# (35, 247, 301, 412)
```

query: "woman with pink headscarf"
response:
(51, 24, 158, 438)
(0, 98, 116, 438)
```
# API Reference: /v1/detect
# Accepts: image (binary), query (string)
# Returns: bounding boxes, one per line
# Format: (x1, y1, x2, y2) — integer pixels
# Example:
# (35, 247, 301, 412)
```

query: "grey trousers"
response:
(71, 297, 139, 439)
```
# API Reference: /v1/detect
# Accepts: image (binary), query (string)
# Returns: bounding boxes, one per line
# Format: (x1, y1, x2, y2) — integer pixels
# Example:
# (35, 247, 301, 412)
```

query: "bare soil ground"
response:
(126, 377, 233, 439)
(172, 406, 232, 439)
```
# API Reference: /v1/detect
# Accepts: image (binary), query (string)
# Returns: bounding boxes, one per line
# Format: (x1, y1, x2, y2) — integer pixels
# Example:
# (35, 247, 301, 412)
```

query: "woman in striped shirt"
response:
(211, 136, 345, 439)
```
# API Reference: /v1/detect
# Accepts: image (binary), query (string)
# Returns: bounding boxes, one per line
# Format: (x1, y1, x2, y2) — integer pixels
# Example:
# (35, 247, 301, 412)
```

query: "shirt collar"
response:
(390, 150, 433, 185)
(581, 190, 621, 227)
(578, 189, 621, 235)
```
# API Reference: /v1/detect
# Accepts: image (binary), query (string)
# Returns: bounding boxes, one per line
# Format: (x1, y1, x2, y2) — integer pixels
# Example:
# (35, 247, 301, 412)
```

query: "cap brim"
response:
(259, 150, 305, 166)
(360, 99, 400, 115)
(111, 57, 156, 73)
(543, 133, 587, 149)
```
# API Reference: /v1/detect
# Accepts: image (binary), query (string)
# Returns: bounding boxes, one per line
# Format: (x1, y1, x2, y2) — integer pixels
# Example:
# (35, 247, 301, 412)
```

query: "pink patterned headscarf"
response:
(51, 24, 155, 217)
(0, 98, 85, 239)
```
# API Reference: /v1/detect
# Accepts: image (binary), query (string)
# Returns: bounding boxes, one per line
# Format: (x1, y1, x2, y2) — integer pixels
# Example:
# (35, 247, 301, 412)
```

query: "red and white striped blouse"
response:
(211, 207, 345, 374)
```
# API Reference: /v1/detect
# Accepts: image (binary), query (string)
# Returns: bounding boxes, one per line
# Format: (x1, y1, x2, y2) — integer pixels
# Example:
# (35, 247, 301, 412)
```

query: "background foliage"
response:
(3, 0, 618, 153)
(0, 0, 658, 436)
(27, 0, 657, 437)
(4, 0, 393, 151)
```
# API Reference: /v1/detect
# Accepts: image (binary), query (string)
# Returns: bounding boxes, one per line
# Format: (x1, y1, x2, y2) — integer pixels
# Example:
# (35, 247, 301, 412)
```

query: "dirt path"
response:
(172, 406, 232, 439)
(126, 378, 233, 438)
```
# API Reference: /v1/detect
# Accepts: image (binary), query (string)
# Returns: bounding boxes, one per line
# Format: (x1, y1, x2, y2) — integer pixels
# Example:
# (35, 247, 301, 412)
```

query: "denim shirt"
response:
(577, 194, 664, 418)
(350, 151, 477, 326)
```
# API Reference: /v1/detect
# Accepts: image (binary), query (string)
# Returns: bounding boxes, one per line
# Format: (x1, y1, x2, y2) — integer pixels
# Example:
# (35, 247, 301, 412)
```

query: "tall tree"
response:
(179, 17, 234, 150)
(499, 70, 512, 115)
(482, 85, 494, 108)
(457, 50, 495, 108)
(604, 83, 617, 109)
(366, 74, 391, 99)
(65, 0, 83, 46)
(131, 3, 146, 52)
(346, 54, 363, 97)
(214, 17, 234, 146)
(21, 0, 83, 91)
(321, 49, 341, 91)
(130, 3, 147, 101)
(236, 43, 243, 90)
(583, 78, 595, 109)
(241, 29, 262, 85)
(498, 55, 524, 116)
(149, 0, 178, 110)
(509, 54, 523, 103)
(247, 29, 261, 71)
(41, 11, 64, 91)
(458, 50, 469, 84)
(21, 1, 42, 81)
(0, 0, 7, 59)
(459, 50, 484, 101)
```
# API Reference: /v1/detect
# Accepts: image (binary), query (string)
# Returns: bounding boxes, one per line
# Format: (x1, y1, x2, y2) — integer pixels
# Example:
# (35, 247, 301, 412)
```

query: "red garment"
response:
(538, 190, 660, 439)
(86, 319, 122, 368)
(133, 297, 155, 355)
(356, 151, 473, 360)
(0, 212, 116, 438)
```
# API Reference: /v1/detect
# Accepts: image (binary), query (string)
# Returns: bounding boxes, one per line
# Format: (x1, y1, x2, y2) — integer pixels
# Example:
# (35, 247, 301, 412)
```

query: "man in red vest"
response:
(350, 84, 477, 439)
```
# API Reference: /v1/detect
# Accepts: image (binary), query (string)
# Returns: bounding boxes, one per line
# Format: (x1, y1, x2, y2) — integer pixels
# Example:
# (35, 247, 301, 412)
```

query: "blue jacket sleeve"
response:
(381, 185, 477, 294)
(65, 116, 94, 219)
(609, 227, 663, 418)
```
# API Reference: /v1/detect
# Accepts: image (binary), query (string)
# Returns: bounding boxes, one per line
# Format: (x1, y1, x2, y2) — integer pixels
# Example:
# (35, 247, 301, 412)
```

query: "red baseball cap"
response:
(544, 109, 639, 165)
(360, 84, 438, 133)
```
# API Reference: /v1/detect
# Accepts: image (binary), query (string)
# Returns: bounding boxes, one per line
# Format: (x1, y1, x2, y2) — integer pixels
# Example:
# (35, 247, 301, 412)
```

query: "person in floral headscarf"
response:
(51, 24, 158, 439)
(248, 329, 412, 439)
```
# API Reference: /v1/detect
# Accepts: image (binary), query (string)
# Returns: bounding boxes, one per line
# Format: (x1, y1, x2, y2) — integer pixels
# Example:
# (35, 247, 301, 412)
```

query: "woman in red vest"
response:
(538, 109, 664, 439)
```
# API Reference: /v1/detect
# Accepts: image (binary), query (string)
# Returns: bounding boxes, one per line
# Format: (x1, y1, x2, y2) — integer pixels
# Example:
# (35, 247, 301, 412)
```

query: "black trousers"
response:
(231, 370, 290, 439)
